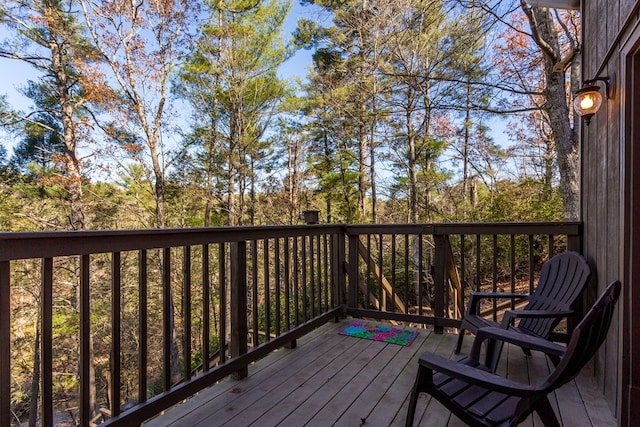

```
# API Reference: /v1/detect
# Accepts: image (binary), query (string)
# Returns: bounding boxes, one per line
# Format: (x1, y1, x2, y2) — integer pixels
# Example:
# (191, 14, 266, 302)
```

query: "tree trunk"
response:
(462, 81, 472, 203)
(249, 156, 256, 225)
(143, 129, 165, 229)
(358, 120, 367, 221)
(523, 3, 580, 220)
(369, 102, 377, 223)
(204, 105, 219, 227)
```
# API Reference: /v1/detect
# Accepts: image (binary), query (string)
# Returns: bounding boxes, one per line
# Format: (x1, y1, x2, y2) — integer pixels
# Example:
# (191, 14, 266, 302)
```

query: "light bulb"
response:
(579, 95, 595, 110)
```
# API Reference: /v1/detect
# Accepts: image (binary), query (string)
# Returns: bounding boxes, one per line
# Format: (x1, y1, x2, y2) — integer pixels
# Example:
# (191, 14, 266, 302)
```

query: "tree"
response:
(0, 1, 104, 421)
(520, 2, 580, 220)
(477, 0, 580, 219)
(302, 47, 362, 223)
(79, 0, 194, 229)
(180, 0, 292, 226)
(0, 0, 103, 230)
(11, 113, 65, 175)
(296, 0, 393, 223)
(381, 0, 454, 223)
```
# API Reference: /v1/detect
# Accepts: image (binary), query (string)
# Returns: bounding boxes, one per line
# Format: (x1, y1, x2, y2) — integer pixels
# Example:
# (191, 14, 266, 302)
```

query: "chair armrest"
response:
(470, 326, 566, 361)
(501, 309, 573, 327)
(467, 292, 530, 315)
(418, 352, 539, 396)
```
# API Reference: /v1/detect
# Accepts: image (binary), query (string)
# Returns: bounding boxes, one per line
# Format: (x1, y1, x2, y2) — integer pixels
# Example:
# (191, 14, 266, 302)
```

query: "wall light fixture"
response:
(573, 74, 615, 126)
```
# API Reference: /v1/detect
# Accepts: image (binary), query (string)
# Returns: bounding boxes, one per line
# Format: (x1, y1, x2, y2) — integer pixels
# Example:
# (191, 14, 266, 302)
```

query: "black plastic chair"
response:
(406, 280, 621, 427)
(455, 251, 591, 370)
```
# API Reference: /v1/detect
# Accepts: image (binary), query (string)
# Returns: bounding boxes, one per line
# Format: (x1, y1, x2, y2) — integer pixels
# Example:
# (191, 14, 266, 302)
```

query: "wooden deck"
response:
(146, 320, 616, 426)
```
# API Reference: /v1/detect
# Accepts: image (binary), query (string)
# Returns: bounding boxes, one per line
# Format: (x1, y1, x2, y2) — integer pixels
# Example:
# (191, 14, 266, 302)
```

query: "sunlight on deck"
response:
(147, 320, 616, 426)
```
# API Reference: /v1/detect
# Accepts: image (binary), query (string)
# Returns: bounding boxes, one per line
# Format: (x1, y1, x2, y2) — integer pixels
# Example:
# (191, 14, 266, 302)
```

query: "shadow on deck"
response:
(147, 320, 616, 427)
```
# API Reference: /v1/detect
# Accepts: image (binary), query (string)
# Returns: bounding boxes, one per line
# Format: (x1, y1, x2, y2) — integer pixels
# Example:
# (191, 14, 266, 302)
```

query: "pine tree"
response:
(180, 0, 292, 226)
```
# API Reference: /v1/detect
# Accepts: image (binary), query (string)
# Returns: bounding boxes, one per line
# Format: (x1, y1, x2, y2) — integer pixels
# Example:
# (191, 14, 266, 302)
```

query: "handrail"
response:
(0, 222, 582, 426)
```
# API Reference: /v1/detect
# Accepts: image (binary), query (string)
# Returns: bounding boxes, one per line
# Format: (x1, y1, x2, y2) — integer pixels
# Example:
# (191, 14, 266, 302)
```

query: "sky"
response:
(0, 2, 324, 106)
(0, 2, 324, 153)
(0, 28, 35, 112)
(0, 1, 511, 164)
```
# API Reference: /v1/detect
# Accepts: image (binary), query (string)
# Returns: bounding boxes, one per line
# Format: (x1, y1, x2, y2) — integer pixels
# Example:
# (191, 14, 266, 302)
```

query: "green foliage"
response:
(0, 2, 577, 422)
(477, 179, 564, 222)
(10, 114, 64, 174)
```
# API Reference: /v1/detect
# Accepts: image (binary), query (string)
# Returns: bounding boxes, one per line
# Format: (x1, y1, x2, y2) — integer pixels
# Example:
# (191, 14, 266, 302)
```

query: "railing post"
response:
(230, 241, 248, 380)
(331, 232, 346, 315)
(566, 224, 583, 253)
(42, 258, 53, 426)
(0, 261, 10, 427)
(433, 234, 448, 334)
(80, 254, 93, 424)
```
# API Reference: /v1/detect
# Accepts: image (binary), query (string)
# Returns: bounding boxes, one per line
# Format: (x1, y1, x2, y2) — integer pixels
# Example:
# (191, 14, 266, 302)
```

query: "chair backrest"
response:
(519, 251, 591, 337)
(544, 280, 621, 390)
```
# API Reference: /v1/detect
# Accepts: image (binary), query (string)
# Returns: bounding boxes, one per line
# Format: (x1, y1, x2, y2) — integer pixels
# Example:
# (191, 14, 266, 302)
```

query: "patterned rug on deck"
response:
(338, 321, 419, 346)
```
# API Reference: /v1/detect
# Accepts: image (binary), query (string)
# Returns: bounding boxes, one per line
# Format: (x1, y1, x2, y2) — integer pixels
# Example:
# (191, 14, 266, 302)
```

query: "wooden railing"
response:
(344, 223, 583, 334)
(0, 222, 582, 426)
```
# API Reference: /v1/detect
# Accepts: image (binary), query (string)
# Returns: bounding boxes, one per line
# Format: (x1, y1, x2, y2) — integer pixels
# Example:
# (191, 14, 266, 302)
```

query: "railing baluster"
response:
(80, 254, 91, 424)
(219, 243, 226, 363)
(275, 238, 281, 336)
(284, 238, 291, 331)
(391, 234, 397, 313)
(41, 258, 53, 427)
(432, 235, 444, 333)
(418, 236, 424, 318)
(316, 233, 322, 315)
(303, 236, 308, 321)
(183, 246, 192, 381)
(251, 240, 259, 346)
(263, 239, 270, 341)
(475, 234, 481, 292)
(202, 245, 210, 372)
(365, 234, 371, 308)
(330, 232, 344, 309)
(528, 235, 535, 294)
(293, 237, 300, 325)
(460, 234, 466, 317)
(162, 248, 172, 391)
(323, 235, 329, 312)
(138, 249, 148, 403)
(378, 234, 383, 311)
(510, 235, 516, 309)
(404, 235, 409, 315)
(492, 235, 498, 322)
(445, 238, 451, 316)
(310, 235, 316, 317)
(112, 252, 122, 417)
(0, 261, 8, 427)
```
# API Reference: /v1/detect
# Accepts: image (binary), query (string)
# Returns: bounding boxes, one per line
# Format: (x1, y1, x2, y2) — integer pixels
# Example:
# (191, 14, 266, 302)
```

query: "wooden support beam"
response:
(356, 240, 406, 313)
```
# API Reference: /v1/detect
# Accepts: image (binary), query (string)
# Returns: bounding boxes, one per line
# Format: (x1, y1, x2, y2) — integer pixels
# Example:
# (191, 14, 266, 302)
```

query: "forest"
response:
(0, 0, 582, 424)
(0, 0, 581, 233)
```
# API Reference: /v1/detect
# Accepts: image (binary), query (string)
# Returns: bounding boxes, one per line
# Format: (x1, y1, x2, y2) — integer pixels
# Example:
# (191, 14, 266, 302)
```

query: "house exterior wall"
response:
(580, 0, 640, 424)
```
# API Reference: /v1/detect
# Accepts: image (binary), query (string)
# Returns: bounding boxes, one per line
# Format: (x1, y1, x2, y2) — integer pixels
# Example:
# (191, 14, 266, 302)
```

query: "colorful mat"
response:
(338, 321, 419, 346)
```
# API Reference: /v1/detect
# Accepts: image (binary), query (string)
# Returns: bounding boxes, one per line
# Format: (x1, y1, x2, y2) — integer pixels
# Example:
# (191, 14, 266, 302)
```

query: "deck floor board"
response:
(149, 319, 616, 427)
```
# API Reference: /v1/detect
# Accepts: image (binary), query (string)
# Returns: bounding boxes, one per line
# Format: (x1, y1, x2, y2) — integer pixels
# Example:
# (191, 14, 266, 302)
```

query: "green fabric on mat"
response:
(339, 321, 419, 346)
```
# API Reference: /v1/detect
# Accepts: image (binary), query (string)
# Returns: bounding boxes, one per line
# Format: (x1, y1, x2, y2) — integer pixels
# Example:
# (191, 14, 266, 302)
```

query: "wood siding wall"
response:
(581, 0, 640, 424)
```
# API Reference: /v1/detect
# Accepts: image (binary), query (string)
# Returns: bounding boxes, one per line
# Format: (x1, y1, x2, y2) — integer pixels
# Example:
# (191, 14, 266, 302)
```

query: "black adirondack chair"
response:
(455, 251, 591, 369)
(405, 280, 621, 427)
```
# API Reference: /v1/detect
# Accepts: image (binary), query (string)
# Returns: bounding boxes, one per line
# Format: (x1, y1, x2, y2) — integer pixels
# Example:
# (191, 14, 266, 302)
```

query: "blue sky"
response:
(0, 1, 321, 153)
(0, 1, 511, 165)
